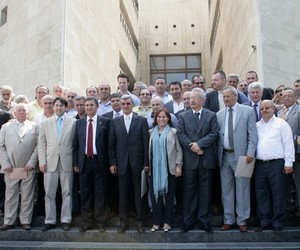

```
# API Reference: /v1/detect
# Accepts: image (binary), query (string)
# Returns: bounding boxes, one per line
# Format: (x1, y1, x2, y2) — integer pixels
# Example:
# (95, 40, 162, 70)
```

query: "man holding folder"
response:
(216, 86, 257, 232)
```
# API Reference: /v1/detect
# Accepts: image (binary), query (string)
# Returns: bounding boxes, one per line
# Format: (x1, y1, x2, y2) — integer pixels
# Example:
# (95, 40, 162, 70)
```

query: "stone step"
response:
(0, 241, 300, 250)
(0, 227, 300, 243)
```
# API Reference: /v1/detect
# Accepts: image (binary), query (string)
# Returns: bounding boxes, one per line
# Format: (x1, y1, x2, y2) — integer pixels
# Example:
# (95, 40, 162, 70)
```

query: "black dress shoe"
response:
(62, 223, 71, 231)
(22, 224, 31, 230)
(199, 222, 213, 233)
(79, 225, 94, 232)
(273, 226, 283, 232)
(0, 224, 15, 231)
(118, 224, 128, 233)
(254, 225, 271, 232)
(180, 224, 194, 233)
(42, 224, 56, 231)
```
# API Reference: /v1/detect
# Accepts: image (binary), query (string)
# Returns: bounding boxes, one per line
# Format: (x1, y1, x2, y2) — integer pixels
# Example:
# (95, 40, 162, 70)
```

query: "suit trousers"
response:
(150, 169, 176, 226)
(80, 157, 107, 227)
(4, 172, 35, 225)
(0, 173, 5, 210)
(118, 165, 144, 225)
(44, 160, 73, 224)
(182, 158, 212, 226)
(220, 151, 250, 225)
(254, 159, 286, 228)
(293, 159, 300, 211)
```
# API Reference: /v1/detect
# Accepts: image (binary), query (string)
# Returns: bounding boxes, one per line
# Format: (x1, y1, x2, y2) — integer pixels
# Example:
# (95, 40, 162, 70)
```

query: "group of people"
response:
(0, 70, 299, 234)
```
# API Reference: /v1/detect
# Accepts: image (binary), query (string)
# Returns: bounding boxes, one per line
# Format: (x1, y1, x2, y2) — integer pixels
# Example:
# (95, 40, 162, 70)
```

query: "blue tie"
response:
(253, 104, 259, 122)
(57, 117, 63, 138)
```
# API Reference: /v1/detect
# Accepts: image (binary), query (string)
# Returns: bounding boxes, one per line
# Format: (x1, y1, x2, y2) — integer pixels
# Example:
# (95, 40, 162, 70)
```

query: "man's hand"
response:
(283, 167, 293, 175)
(39, 165, 47, 173)
(24, 164, 33, 172)
(110, 165, 117, 175)
(73, 166, 79, 173)
(144, 166, 150, 173)
(175, 165, 182, 177)
(246, 156, 254, 164)
(189, 142, 201, 154)
(4, 167, 13, 173)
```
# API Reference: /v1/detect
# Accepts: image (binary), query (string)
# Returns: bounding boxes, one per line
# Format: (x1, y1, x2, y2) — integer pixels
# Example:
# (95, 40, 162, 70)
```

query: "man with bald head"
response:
(181, 80, 193, 93)
(255, 100, 294, 232)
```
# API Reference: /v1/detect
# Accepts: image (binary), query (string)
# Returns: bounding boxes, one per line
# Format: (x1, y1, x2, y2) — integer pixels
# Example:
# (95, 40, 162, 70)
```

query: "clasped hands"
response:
(189, 142, 203, 155)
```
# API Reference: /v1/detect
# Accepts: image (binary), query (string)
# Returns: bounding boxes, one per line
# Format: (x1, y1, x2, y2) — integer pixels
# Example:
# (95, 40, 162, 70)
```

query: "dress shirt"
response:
(152, 92, 173, 104)
(256, 115, 295, 167)
(85, 115, 98, 155)
(218, 91, 225, 109)
(251, 100, 261, 120)
(66, 108, 77, 117)
(132, 105, 152, 117)
(97, 100, 112, 116)
(192, 108, 202, 120)
(172, 100, 184, 114)
(223, 103, 237, 149)
(113, 110, 123, 118)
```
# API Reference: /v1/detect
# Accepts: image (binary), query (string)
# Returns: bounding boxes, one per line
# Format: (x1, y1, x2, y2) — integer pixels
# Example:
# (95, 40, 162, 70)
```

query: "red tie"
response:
(87, 119, 93, 156)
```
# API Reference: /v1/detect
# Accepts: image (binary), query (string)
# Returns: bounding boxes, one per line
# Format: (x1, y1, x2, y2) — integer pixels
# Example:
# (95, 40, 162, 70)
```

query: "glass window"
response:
(166, 56, 185, 69)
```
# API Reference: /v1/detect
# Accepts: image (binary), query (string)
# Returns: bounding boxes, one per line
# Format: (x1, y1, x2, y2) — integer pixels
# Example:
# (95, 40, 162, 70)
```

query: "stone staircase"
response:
(0, 214, 300, 250)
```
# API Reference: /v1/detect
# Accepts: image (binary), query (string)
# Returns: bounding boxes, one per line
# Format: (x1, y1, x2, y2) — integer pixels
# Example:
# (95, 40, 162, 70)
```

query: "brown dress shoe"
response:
(22, 224, 31, 230)
(0, 224, 15, 231)
(239, 225, 248, 232)
(221, 224, 234, 231)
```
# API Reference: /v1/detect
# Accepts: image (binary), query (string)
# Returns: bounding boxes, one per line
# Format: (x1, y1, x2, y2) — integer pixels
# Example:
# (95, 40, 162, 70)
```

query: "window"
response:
(0, 6, 7, 27)
(150, 54, 201, 84)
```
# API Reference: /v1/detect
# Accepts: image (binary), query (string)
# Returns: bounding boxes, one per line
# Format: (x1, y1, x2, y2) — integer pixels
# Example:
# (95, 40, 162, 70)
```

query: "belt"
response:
(256, 159, 282, 164)
(223, 148, 234, 153)
(85, 155, 98, 159)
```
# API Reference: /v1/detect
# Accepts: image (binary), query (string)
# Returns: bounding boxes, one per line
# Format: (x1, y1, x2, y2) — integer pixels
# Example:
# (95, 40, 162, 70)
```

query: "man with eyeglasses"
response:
(192, 74, 207, 92)
(65, 90, 77, 117)
(109, 95, 149, 233)
(133, 88, 152, 117)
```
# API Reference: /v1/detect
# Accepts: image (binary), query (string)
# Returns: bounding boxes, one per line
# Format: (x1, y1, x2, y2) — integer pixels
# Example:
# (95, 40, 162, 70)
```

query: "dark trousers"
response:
(72, 173, 81, 214)
(118, 166, 144, 225)
(0, 174, 5, 210)
(150, 170, 176, 226)
(80, 157, 107, 227)
(182, 161, 213, 225)
(255, 159, 286, 228)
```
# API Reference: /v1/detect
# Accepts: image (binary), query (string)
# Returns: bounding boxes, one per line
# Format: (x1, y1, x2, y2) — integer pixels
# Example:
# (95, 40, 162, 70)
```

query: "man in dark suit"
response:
(102, 93, 122, 119)
(0, 110, 12, 217)
(177, 88, 219, 233)
(73, 97, 110, 232)
(109, 95, 149, 233)
(204, 71, 246, 112)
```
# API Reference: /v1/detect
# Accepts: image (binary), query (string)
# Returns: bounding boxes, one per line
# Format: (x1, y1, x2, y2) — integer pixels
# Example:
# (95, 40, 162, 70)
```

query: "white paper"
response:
(235, 156, 255, 178)
(9, 168, 28, 180)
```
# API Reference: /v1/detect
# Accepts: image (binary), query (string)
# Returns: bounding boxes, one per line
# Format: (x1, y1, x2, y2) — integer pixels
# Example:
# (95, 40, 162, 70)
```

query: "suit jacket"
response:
(164, 100, 175, 114)
(204, 90, 244, 113)
(216, 103, 258, 165)
(38, 116, 76, 172)
(149, 127, 183, 175)
(278, 104, 300, 153)
(0, 110, 12, 129)
(73, 115, 110, 173)
(0, 120, 38, 172)
(102, 111, 114, 120)
(109, 113, 149, 175)
(177, 108, 219, 170)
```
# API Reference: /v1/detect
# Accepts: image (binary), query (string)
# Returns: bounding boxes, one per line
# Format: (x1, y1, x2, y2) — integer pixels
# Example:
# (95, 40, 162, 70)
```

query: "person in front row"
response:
(149, 108, 182, 232)
(255, 100, 294, 232)
(177, 88, 219, 233)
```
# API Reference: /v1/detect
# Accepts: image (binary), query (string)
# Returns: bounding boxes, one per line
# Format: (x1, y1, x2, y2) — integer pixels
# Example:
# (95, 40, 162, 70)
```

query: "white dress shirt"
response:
(256, 115, 295, 167)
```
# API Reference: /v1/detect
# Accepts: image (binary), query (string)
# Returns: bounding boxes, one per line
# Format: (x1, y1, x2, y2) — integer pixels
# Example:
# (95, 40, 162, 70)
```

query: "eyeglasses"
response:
(140, 93, 150, 96)
(194, 82, 205, 84)
(67, 96, 75, 98)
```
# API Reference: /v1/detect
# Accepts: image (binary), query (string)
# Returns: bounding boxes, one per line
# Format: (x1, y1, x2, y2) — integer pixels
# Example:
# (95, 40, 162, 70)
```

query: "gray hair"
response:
(191, 87, 206, 100)
(222, 86, 238, 97)
(248, 82, 263, 91)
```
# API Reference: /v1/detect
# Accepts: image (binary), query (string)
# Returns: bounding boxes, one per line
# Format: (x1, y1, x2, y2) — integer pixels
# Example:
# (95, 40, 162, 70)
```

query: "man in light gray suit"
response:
(0, 103, 38, 231)
(279, 89, 300, 216)
(216, 86, 257, 232)
(38, 97, 76, 231)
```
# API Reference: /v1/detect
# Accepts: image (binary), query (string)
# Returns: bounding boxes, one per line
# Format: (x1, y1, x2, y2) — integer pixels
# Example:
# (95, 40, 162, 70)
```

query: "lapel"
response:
(234, 104, 243, 130)
(129, 114, 138, 133)
(213, 91, 220, 110)
(198, 109, 207, 132)
(51, 116, 60, 140)
(96, 116, 102, 137)
(286, 104, 298, 121)
(219, 109, 226, 135)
